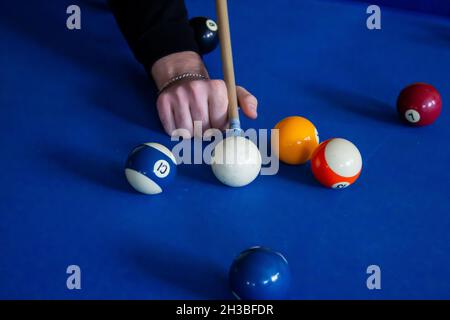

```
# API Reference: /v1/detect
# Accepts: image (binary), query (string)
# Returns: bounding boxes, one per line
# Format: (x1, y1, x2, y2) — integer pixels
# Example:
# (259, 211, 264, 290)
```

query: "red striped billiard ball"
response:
(396, 83, 442, 126)
(311, 138, 362, 189)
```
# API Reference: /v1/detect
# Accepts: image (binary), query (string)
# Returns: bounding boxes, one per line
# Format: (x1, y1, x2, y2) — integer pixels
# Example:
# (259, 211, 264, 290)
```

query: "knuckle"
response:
(157, 92, 170, 106)
(188, 105, 208, 126)
(173, 85, 186, 96)
(188, 80, 204, 91)
(211, 79, 226, 91)
(196, 106, 208, 118)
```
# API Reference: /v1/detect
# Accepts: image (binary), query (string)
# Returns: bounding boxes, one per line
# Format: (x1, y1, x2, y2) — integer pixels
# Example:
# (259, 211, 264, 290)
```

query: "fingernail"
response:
(249, 104, 257, 117)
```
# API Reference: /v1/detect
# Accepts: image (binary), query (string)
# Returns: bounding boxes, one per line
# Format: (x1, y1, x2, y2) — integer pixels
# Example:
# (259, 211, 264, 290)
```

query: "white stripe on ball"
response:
(143, 142, 177, 164)
(125, 168, 162, 194)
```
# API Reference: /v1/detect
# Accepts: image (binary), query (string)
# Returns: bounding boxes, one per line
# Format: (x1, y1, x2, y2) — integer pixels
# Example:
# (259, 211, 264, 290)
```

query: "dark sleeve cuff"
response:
(108, 0, 201, 69)
(134, 21, 200, 68)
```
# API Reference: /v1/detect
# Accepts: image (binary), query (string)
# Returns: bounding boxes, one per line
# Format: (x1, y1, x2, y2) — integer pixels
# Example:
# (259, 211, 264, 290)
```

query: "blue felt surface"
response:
(349, 0, 450, 17)
(0, 0, 449, 299)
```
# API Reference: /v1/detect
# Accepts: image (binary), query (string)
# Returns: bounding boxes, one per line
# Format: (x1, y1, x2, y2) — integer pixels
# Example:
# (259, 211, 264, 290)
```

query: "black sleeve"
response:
(108, 0, 200, 68)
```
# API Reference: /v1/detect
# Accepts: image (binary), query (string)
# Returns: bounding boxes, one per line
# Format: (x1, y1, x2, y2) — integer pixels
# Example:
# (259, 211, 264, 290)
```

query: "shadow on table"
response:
(127, 242, 232, 299)
(178, 163, 219, 187)
(89, 70, 162, 131)
(173, 139, 222, 186)
(305, 84, 398, 125)
(412, 20, 450, 48)
(45, 144, 133, 194)
(0, 0, 125, 80)
(277, 162, 321, 188)
(0, 0, 161, 131)
(1, 0, 168, 192)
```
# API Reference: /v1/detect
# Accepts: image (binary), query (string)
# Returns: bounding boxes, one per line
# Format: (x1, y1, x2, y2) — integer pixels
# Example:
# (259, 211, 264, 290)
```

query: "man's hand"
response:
(151, 51, 258, 137)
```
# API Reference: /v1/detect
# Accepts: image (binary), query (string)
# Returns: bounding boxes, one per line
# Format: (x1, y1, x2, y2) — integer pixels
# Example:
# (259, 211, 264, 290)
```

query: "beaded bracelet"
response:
(157, 72, 209, 95)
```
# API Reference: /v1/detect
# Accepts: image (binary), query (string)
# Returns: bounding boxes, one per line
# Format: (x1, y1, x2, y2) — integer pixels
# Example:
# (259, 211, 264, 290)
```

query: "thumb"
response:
(237, 86, 258, 119)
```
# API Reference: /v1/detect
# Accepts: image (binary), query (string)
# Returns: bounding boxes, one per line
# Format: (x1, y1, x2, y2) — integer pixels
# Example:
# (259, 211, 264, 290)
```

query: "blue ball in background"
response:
(229, 246, 291, 300)
(125, 143, 177, 195)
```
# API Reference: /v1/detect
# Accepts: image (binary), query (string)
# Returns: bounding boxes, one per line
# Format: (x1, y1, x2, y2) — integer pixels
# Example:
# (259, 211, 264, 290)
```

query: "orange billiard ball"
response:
(272, 116, 319, 165)
(311, 138, 362, 189)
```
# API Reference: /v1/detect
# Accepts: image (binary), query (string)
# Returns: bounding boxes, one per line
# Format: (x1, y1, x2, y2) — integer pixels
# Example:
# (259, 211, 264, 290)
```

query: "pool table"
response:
(0, 0, 449, 299)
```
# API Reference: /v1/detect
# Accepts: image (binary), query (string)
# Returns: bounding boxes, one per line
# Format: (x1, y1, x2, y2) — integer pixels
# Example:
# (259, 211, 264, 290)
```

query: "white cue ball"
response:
(211, 136, 262, 187)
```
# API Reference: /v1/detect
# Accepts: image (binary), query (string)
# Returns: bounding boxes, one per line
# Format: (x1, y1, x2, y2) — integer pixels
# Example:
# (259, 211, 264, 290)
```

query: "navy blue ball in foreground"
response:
(125, 143, 177, 195)
(229, 247, 291, 300)
(189, 17, 219, 55)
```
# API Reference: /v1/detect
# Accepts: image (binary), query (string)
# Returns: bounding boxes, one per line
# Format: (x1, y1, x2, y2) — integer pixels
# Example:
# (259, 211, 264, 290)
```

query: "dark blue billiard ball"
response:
(125, 142, 177, 195)
(229, 247, 291, 300)
(189, 17, 219, 55)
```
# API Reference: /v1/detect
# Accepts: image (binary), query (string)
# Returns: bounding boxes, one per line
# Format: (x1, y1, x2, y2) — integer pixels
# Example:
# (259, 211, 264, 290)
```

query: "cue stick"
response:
(216, 0, 242, 135)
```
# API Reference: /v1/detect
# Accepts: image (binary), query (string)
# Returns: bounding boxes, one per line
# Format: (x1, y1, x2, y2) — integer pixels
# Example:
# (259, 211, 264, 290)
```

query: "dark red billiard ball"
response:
(396, 83, 442, 126)
(189, 17, 219, 55)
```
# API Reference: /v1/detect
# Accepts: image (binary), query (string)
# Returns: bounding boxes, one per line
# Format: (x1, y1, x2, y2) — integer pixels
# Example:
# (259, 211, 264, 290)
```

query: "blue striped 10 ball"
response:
(125, 143, 177, 194)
